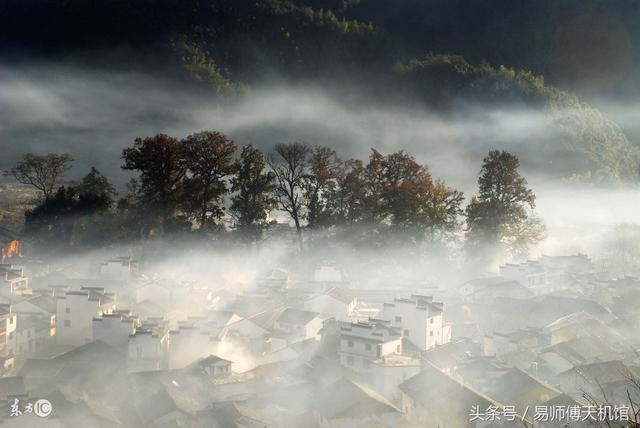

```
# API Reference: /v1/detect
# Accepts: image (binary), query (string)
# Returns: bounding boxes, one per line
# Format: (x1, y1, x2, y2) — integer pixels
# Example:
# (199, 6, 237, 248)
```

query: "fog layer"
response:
(1, 63, 639, 260)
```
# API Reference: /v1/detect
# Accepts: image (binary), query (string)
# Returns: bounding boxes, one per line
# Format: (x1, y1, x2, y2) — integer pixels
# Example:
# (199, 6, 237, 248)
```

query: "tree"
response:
(24, 180, 113, 252)
(8, 153, 73, 200)
(304, 146, 340, 230)
(465, 150, 543, 257)
(24, 186, 77, 250)
(121, 134, 185, 228)
(377, 150, 464, 243)
(230, 145, 275, 242)
(267, 142, 311, 250)
(325, 159, 367, 226)
(80, 167, 116, 207)
(323, 149, 463, 247)
(181, 131, 237, 230)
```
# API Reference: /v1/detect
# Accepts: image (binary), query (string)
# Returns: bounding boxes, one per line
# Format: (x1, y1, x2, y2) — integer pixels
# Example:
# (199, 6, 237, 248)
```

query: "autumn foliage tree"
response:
(325, 159, 367, 226)
(230, 145, 275, 242)
(181, 131, 238, 230)
(320, 149, 464, 247)
(304, 146, 341, 230)
(381, 150, 463, 242)
(465, 150, 543, 258)
(121, 134, 185, 233)
(362, 149, 463, 244)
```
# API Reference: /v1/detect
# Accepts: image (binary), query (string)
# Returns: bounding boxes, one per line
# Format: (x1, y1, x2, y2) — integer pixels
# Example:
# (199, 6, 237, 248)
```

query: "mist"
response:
(0, 57, 640, 427)
(0, 62, 555, 190)
(2, 62, 639, 264)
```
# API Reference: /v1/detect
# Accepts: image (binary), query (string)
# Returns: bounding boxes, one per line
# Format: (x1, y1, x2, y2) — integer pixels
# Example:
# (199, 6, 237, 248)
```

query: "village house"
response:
(11, 293, 57, 320)
(187, 354, 233, 379)
(256, 267, 291, 293)
(312, 377, 402, 428)
(467, 280, 534, 304)
(92, 310, 137, 350)
(552, 360, 640, 404)
(14, 313, 52, 356)
(338, 320, 402, 370)
(269, 307, 323, 350)
(379, 294, 449, 351)
(499, 261, 547, 289)
(539, 254, 593, 274)
(303, 286, 357, 321)
(454, 359, 561, 409)
(168, 323, 218, 369)
(303, 265, 351, 295)
(215, 309, 278, 367)
(542, 310, 625, 348)
(422, 338, 483, 374)
(55, 288, 115, 347)
(399, 365, 497, 427)
(201, 309, 242, 338)
(0, 304, 16, 372)
(99, 256, 139, 280)
(484, 327, 549, 358)
(0, 264, 29, 298)
(132, 278, 173, 310)
(127, 320, 169, 372)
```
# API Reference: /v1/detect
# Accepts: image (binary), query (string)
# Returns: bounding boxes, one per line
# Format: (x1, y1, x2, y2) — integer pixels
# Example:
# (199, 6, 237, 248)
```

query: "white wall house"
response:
(92, 311, 136, 350)
(500, 262, 546, 289)
(134, 280, 172, 309)
(0, 304, 16, 371)
(14, 313, 52, 357)
(304, 287, 356, 322)
(379, 294, 447, 351)
(314, 266, 343, 282)
(56, 289, 115, 347)
(337, 320, 418, 403)
(127, 324, 168, 372)
(338, 320, 402, 370)
(191, 354, 233, 379)
(168, 325, 217, 369)
(272, 308, 323, 344)
(100, 257, 139, 280)
(0, 265, 29, 299)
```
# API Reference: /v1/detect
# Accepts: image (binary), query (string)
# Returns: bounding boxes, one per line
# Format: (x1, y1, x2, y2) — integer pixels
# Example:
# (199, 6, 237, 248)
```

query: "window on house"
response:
(365, 343, 372, 351)
(404, 329, 410, 336)
(66, 307, 70, 314)
(9, 317, 13, 324)
(346, 356, 354, 366)
(430, 318, 434, 324)
(430, 330, 434, 336)
(64, 320, 71, 328)
(348, 340, 354, 348)
(395, 316, 402, 322)
(396, 345, 401, 353)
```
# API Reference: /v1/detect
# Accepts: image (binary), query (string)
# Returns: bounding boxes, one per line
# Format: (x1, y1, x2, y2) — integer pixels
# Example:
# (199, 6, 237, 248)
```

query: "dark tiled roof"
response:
(276, 308, 319, 326)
